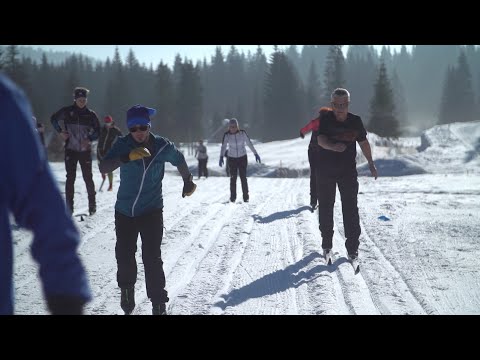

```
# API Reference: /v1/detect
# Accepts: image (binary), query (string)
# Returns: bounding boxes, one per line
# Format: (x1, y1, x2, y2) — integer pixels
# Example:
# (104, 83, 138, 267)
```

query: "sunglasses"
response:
(331, 102, 349, 109)
(129, 125, 149, 133)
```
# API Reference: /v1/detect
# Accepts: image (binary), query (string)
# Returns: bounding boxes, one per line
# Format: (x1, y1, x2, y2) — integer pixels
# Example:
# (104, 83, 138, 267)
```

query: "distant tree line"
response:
(1, 45, 479, 159)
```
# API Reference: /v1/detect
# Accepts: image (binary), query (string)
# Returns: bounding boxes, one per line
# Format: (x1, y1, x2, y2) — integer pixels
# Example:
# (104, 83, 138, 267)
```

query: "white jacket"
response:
(220, 130, 258, 159)
(195, 144, 208, 160)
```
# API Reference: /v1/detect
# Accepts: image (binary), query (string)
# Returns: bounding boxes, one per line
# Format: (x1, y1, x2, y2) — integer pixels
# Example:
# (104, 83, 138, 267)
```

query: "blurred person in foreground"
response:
(0, 74, 91, 315)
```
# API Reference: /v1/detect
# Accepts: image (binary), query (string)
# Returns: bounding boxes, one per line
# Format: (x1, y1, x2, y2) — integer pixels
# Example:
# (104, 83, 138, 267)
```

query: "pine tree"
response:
(305, 60, 321, 117)
(175, 61, 203, 143)
(63, 55, 80, 105)
(300, 45, 329, 85)
(154, 61, 175, 137)
(322, 45, 345, 106)
(105, 46, 129, 132)
(248, 46, 268, 138)
(224, 46, 249, 131)
(438, 66, 457, 124)
(391, 69, 408, 126)
(264, 49, 304, 141)
(126, 48, 140, 71)
(345, 46, 377, 122)
(455, 50, 476, 122)
(369, 61, 400, 137)
(4, 45, 30, 93)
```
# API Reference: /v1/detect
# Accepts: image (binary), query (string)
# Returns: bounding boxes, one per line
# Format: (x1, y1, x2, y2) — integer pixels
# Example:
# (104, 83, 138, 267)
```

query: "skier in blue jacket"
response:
(0, 74, 91, 315)
(99, 104, 197, 315)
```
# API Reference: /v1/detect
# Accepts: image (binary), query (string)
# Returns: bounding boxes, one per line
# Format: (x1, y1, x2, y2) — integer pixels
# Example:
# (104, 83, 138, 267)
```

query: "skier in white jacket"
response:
(219, 118, 261, 202)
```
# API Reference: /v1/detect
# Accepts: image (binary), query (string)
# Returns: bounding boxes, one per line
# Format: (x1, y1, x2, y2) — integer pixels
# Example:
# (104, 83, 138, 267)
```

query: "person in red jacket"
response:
(299, 107, 331, 210)
(97, 115, 123, 191)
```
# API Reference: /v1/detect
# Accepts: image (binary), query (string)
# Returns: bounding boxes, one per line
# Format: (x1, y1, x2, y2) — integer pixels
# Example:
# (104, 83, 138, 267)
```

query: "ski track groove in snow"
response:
(294, 191, 351, 315)
(357, 189, 438, 315)
(170, 179, 283, 314)
(215, 178, 301, 314)
(357, 213, 429, 314)
(328, 199, 380, 315)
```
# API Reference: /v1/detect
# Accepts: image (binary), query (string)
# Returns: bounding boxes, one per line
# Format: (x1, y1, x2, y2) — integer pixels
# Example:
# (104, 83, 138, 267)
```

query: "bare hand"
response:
(330, 143, 347, 152)
(369, 162, 378, 180)
(60, 131, 70, 141)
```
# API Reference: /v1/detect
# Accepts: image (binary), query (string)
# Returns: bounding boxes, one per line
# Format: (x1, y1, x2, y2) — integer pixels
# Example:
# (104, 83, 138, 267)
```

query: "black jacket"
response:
(97, 125, 123, 160)
(51, 104, 100, 152)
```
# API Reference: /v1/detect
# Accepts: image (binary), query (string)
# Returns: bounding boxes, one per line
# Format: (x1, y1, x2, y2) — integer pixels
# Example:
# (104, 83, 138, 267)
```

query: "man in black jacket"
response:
(51, 87, 100, 215)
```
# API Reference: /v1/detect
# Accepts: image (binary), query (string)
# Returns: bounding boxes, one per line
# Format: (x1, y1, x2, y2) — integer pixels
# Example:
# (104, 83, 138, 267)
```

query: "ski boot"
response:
(348, 253, 360, 274)
(323, 248, 333, 265)
(152, 303, 167, 315)
(121, 287, 135, 315)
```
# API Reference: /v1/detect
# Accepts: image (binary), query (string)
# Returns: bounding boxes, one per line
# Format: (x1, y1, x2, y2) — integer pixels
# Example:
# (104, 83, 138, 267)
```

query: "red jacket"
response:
(300, 117, 320, 136)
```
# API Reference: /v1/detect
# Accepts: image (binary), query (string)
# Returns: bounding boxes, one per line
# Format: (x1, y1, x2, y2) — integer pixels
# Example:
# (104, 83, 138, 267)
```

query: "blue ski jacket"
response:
(0, 74, 91, 314)
(101, 133, 187, 217)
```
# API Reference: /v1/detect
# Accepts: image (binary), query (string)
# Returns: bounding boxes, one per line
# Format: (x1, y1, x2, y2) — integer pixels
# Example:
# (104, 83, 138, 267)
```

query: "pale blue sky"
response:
(27, 45, 412, 67)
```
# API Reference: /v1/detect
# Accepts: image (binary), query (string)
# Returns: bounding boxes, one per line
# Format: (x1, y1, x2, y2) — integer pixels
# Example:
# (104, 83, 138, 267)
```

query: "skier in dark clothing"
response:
(219, 118, 261, 203)
(0, 74, 91, 315)
(33, 116, 48, 159)
(99, 104, 197, 315)
(50, 87, 100, 215)
(33, 116, 46, 147)
(314, 88, 377, 269)
(97, 115, 123, 191)
(300, 106, 332, 210)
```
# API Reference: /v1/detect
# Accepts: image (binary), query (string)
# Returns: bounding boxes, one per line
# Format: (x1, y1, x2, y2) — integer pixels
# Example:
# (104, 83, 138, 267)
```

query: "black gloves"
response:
(182, 174, 197, 198)
(47, 295, 85, 315)
(300, 131, 305, 139)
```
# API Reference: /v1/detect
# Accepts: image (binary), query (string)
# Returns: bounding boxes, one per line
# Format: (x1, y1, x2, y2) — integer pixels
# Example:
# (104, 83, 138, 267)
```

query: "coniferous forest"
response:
(1, 45, 479, 159)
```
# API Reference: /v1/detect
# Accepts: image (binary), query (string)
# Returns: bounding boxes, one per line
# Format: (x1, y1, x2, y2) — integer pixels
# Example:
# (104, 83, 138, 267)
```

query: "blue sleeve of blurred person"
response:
(0, 74, 91, 314)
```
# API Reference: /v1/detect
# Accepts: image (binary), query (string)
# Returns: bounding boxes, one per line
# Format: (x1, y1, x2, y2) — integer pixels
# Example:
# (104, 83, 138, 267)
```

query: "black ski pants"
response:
(228, 155, 248, 201)
(308, 148, 318, 205)
(115, 209, 169, 304)
(316, 168, 361, 255)
(65, 149, 96, 211)
(198, 158, 208, 178)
